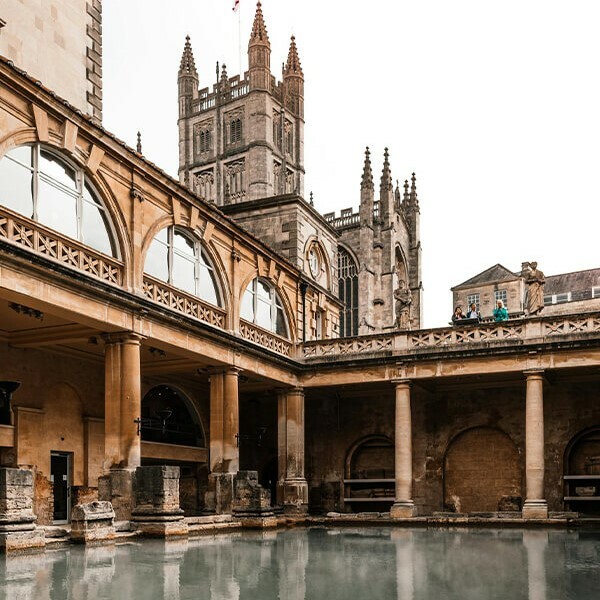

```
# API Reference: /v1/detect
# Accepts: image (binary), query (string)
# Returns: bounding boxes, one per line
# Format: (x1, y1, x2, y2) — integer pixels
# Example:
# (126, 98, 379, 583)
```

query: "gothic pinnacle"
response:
(410, 172, 418, 204)
(179, 35, 197, 76)
(361, 146, 374, 190)
(380, 147, 392, 191)
(136, 131, 142, 154)
(284, 35, 303, 77)
(403, 179, 410, 202)
(249, 0, 270, 46)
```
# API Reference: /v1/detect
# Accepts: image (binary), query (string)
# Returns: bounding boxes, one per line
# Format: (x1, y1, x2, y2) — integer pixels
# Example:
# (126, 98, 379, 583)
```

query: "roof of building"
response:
(545, 267, 600, 295)
(452, 264, 517, 290)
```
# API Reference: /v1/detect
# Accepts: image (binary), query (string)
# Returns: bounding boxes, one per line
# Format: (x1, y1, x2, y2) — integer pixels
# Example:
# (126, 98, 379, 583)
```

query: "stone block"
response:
(98, 469, 134, 521)
(207, 473, 234, 514)
(522, 501, 548, 520)
(70, 501, 115, 544)
(0, 528, 45, 553)
(390, 501, 416, 519)
(133, 466, 183, 517)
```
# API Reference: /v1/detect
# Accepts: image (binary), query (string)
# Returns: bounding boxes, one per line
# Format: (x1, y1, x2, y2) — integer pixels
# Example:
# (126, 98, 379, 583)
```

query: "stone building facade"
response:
(177, 3, 422, 337)
(452, 262, 600, 320)
(0, 1, 600, 546)
(0, 0, 103, 122)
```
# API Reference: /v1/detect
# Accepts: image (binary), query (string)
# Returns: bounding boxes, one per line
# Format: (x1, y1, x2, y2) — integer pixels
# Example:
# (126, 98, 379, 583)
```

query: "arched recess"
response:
(338, 244, 359, 337)
(443, 427, 522, 513)
(0, 138, 129, 266)
(564, 426, 600, 514)
(345, 434, 394, 479)
(141, 385, 205, 448)
(303, 236, 332, 291)
(238, 273, 297, 341)
(395, 244, 408, 285)
(142, 223, 227, 310)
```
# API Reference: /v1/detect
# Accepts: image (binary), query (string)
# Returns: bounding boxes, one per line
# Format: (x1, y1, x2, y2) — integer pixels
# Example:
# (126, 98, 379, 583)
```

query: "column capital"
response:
(391, 378, 412, 388)
(523, 369, 545, 380)
(207, 365, 242, 377)
(102, 331, 144, 345)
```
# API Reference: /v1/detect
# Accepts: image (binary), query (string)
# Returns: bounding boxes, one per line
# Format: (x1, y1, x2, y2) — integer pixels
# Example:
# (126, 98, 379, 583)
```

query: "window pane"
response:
(39, 151, 78, 193)
(198, 263, 219, 305)
(241, 288, 254, 321)
(154, 227, 168, 244)
(0, 157, 34, 216)
(257, 279, 271, 301)
(275, 307, 287, 337)
(256, 297, 271, 329)
(82, 198, 114, 256)
(173, 230, 195, 258)
(6, 146, 32, 167)
(172, 253, 196, 295)
(37, 179, 77, 239)
(145, 238, 169, 281)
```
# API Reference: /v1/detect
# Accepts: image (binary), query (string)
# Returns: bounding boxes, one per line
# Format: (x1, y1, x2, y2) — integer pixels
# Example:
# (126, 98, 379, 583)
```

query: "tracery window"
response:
(0, 144, 116, 256)
(144, 226, 220, 306)
(241, 278, 289, 338)
(338, 246, 359, 337)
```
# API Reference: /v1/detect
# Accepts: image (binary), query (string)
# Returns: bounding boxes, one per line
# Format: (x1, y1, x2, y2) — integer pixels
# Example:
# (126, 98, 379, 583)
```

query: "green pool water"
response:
(1, 527, 599, 599)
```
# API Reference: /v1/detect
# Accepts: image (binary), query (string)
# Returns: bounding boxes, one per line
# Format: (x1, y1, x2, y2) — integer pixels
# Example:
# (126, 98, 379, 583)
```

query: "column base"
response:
(522, 500, 548, 520)
(207, 473, 235, 514)
(98, 469, 135, 521)
(281, 478, 309, 515)
(0, 528, 45, 553)
(390, 501, 416, 519)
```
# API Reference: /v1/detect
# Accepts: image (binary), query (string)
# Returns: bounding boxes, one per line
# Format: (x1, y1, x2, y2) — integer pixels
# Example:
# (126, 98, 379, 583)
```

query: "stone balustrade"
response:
(301, 311, 600, 360)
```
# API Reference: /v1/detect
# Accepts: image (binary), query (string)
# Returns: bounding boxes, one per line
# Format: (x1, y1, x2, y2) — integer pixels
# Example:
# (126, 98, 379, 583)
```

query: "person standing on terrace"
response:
(493, 299, 509, 322)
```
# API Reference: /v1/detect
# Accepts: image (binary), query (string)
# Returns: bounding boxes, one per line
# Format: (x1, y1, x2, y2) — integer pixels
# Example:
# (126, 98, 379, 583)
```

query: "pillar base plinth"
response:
(390, 501, 416, 519)
(281, 478, 308, 515)
(522, 500, 548, 520)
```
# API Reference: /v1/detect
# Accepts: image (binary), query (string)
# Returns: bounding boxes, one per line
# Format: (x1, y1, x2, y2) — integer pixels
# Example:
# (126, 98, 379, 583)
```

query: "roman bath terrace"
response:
(0, 53, 600, 561)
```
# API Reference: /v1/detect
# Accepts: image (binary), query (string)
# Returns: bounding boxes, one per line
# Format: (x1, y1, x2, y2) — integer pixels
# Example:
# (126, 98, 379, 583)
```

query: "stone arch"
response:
(564, 426, 600, 514)
(238, 273, 297, 341)
(141, 222, 228, 312)
(303, 235, 332, 290)
(443, 426, 522, 513)
(0, 136, 129, 268)
(345, 434, 394, 479)
(141, 384, 206, 448)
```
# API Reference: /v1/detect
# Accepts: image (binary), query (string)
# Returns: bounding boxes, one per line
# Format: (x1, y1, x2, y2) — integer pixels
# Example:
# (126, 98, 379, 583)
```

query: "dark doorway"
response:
(51, 452, 71, 522)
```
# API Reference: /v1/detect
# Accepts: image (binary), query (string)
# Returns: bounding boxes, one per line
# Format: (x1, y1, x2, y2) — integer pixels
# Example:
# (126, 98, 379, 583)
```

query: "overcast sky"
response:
(103, 0, 600, 328)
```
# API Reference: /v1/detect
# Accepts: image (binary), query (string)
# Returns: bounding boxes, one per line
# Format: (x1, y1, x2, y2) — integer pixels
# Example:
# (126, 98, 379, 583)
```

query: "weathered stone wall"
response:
(306, 379, 600, 515)
(0, 0, 102, 120)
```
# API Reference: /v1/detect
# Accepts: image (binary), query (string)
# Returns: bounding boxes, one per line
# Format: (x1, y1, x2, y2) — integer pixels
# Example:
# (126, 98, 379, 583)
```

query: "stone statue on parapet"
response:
(526, 261, 545, 315)
(394, 280, 412, 330)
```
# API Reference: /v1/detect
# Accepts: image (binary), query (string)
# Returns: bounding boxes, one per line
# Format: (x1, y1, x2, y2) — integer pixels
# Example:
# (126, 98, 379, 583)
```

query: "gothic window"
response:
(144, 226, 220, 306)
(338, 246, 359, 337)
(141, 385, 204, 447)
(229, 118, 242, 145)
(285, 121, 293, 156)
(224, 160, 246, 202)
(273, 111, 282, 150)
(0, 144, 116, 256)
(241, 278, 289, 338)
(194, 169, 215, 202)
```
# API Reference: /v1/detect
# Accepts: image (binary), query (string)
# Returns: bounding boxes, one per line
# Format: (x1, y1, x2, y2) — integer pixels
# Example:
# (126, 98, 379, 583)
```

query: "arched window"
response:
(0, 144, 116, 256)
(241, 278, 289, 338)
(141, 385, 204, 447)
(144, 226, 220, 306)
(338, 246, 359, 337)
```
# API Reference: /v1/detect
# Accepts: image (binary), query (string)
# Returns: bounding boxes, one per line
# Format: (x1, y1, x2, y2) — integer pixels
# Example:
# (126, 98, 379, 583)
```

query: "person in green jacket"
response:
(493, 299, 508, 322)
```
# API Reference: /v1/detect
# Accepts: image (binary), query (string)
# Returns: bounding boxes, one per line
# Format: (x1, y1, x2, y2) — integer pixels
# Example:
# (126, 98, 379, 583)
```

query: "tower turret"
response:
(283, 35, 304, 117)
(248, 1, 271, 91)
(178, 35, 198, 118)
(379, 148, 394, 225)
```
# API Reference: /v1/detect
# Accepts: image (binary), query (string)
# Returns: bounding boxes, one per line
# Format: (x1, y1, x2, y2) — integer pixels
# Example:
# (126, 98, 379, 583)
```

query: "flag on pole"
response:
(233, 0, 240, 11)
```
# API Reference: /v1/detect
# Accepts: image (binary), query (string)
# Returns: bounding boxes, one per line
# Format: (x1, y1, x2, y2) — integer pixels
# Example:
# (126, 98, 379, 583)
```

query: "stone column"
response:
(278, 387, 308, 514)
(390, 380, 416, 518)
(523, 370, 548, 519)
(101, 333, 142, 520)
(207, 367, 240, 514)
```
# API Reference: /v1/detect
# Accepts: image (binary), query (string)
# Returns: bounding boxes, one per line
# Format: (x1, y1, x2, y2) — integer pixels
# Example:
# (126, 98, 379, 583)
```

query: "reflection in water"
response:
(1, 528, 600, 599)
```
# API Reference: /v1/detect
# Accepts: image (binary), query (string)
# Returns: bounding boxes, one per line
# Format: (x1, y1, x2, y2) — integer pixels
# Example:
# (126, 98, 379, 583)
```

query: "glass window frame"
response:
(145, 226, 221, 307)
(241, 277, 289, 338)
(0, 143, 117, 257)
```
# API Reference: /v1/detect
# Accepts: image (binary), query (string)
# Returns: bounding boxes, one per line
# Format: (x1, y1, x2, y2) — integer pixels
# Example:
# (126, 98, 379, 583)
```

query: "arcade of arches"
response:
(1, 61, 600, 528)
